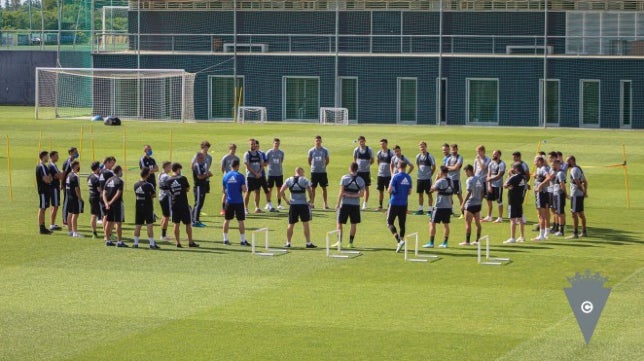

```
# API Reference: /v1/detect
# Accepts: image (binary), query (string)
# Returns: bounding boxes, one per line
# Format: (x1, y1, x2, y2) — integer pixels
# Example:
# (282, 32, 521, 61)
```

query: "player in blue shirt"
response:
(387, 161, 412, 253)
(222, 159, 249, 246)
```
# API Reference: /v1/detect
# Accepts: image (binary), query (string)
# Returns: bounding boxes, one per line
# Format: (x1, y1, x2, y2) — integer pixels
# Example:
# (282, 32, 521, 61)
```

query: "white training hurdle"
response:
(477, 235, 511, 265)
(251, 228, 288, 256)
(404, 232, 440, 263)
(325, 230, 361, 258)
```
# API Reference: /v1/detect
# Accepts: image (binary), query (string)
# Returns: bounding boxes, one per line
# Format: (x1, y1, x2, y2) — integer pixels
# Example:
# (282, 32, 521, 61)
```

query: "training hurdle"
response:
(325, 230, 361, 258)
(404, 232, 440, 263)
(251, 228, 288, 256)
(477, 235, 511, 265)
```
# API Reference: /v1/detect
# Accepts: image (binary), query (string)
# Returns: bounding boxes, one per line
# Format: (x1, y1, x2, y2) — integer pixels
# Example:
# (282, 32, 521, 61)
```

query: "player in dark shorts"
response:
(375, 139, 394, 211)
(65, 160, 84, 238)
(244, 138, 264, 214)
(280, 167, 317, 248)
(133, 168, 159, 249)
(36, 151, 53, 234)
(566, 155, 588, 239)
(87, 161, 102, 238)
(47, 151, 63, 231)
(103, 166, 127, 247)
(459, 165, 484, 246)
(414, 141, 436, 215)
(222, 159, 249, 246)
(483, 150, 506, 223)
(192, 152, 213, 227)
(164, 163, 198, 248)
(98, 156, 117, 233)
(61, 147, 79, 226)
(139, 145, 159, 188)
(532, 155, 551, 241)
(353, 136, 374, 210)
(387, 161, 412, 252)
(265, 138, 285, 212)
(333, 162, 366, 248)
(157, 161, 172, 241)
(550, 159, 567, 237)
(503, 163, 527, 244)
(308, 135, 331, 209)
(424, 166, 453, 249)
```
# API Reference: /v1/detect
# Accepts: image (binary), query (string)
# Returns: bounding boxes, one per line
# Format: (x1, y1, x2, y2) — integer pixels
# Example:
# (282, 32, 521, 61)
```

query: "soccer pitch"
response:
(0, 106, 642, 361)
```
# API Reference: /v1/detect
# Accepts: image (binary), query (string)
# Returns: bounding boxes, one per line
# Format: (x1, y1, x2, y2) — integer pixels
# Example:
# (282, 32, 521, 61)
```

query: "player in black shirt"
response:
(163, 163, 199, 248)
(87, 161, 102, 238)
(65, 161, 84, 238)
(47, 150, 63, 231)
(133, 168, 159, 249)
(139, 145, 159, 188)
(36, 151, 53, 234)
(103, 165, 127, 247)
(503, 163, 527, 244)
(61, 147, 79, 225)
(98, 156, 116, 232)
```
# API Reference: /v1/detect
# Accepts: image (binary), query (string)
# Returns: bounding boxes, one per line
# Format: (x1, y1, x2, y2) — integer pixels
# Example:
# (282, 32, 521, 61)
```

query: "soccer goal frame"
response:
(237, 106, 267, 124)
(319, 107, 349, 125)
(35, 67, 195, 122)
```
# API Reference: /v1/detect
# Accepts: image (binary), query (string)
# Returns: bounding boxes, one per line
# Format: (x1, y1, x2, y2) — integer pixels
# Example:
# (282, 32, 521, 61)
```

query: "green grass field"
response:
(0, 106, 642, 361)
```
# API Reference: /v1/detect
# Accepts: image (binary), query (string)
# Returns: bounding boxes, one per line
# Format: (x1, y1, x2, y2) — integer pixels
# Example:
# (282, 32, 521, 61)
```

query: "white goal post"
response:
(319, 107, 349, 125)
(35, 67, 195, 122)
(237, 106, 267, 124)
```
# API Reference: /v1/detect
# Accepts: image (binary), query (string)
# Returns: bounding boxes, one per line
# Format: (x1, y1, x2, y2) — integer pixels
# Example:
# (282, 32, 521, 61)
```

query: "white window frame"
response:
(466, 78, 499, 125)
(579, 79, 601, 128)
(397, 77, 417, 124)
(620, 80, 632, 129)
(207, 75, 245, 120)
(282, 76, 320, 122)
(539, 79, 561, 127)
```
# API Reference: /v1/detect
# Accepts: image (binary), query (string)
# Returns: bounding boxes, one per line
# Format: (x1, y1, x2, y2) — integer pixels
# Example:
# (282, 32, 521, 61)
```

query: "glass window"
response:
(284, 77, 319, 120)
(621, 80, 632, 127)
(340, 77, 358, 121)
(467, 79, 498, 123)
(209, 76, 243, 120)
(397, 78, 417, 123)
(540, 79, 560, 125)
(580, 80, 600, 126)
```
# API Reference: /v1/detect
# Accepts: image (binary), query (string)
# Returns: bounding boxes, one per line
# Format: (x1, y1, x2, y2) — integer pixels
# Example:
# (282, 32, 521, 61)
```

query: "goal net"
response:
(35, 68, 195, 122)
(320, 107, 349, 125)
(237, 106, 267, 124)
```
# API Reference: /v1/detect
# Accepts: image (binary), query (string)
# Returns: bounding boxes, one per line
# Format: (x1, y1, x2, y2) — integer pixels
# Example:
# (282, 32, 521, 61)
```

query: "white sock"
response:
(539, 229, 544, 238)
(133, 236, 139, 245)
(267, 202, 273, 208)
(223, 233, 228, 242)
(418, 205, 423, 211)
(149, 238, 155, 246)
(428, 206, 433, 212)
(240, 234, 246, 242)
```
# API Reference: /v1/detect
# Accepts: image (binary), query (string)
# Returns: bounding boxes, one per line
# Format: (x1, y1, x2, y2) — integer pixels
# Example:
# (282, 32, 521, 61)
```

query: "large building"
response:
(92, 0, 644, 128)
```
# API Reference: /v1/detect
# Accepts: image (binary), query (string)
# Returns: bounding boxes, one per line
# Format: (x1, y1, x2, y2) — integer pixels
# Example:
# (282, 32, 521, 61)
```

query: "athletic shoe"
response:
(116, 241, 129, 248)
(223, 240, 231, 245)
(503, 238, 516, 244)
(481, 216, 493, 222)
(323, 205, 331, 210)
(277, 204, 285, 210)
(439, 242, 448, 248)
(132, 244, 139, 248)
(93, 232, 99, 239)
(175, 243, 183, 248)
(49, 224, 62, 231)
(459, 241, 471, 246)
(565, 234, 579, 240)
(269, 208, 278, 213)
(553, 231, 563, 237)
(40, 228, 52, 235)
(375, 206, 383, 211)
(422, 241, 434, 248)
(161, 236, 172, 241)
(150, 244, 161, 250)
(305, 243, 318, 248)
(96, 219, 103, 225)
(105, 240, 115, 246)
(517, 237, 525, 243)
(471, 241, 480, 246)
(245, 209, 249, 216)
(493, 217, 503, 223)
(254, 208, 263, 214)
(68, 231, 74, 236)
(580, 231, 588, 238)
(330, 241, 341, 248)
(426, 211, 433, 216)
(188, 242, 200, 248)
(531, 236, 545, 242)
(192, 222, 205, 228)
(413, 210, 424, 215)
(240, 241, 251, 246)
(283, 243, 291, 248)
(362, 204, 368, 210)
(264, 204, 270, 210)
(395, 240, 405, 253)
(219, 210, 226, 215)
(72, 233, 84, 238)
(457, 214, 464, 220)
(346, 243, 355, 249)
